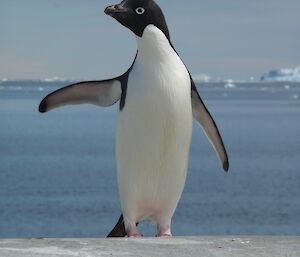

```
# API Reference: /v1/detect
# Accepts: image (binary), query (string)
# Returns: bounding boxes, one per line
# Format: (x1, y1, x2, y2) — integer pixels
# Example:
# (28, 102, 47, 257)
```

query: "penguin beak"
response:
(104, 4, 129, 17)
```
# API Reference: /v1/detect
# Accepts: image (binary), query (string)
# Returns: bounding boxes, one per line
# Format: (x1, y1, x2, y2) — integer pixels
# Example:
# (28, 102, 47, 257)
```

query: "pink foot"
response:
(127, 229, 142, 238)
(157, 228, 172, 237)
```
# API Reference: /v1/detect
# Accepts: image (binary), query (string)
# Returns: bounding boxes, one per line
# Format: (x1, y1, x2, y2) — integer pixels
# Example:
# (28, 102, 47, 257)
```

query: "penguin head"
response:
(105, 0, 170, 40)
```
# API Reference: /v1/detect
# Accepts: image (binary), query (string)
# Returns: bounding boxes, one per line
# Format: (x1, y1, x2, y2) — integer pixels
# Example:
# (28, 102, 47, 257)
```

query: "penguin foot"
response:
(124, 217, 141, 238)
(157, 228, 172, 237)
(127, 231, 142, 238)
(157, 232, 172, 237)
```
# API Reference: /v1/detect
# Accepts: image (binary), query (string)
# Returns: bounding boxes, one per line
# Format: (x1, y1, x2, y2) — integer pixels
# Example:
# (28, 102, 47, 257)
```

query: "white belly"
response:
(116, 25, 193, 224)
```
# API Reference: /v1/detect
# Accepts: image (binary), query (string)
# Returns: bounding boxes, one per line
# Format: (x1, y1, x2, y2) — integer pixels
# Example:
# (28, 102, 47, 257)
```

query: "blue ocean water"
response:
(0, 81, 300, 238)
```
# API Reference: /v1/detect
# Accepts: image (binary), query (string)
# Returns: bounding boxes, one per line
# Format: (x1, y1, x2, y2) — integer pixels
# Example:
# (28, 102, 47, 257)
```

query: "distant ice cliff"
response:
(261, 67, 300, 82)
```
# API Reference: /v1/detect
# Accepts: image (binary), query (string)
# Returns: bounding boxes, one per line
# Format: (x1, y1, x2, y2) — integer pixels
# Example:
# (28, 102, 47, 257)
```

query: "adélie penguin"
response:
(39, 0, 229, 237)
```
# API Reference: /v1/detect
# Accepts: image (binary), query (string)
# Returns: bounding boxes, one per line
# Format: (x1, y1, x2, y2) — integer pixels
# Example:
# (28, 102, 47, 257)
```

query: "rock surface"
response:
(0, 237, 299, 257)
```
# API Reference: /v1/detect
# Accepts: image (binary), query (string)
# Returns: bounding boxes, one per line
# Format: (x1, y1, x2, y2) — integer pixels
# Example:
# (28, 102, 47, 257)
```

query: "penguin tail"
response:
(107, 214, 127, 238)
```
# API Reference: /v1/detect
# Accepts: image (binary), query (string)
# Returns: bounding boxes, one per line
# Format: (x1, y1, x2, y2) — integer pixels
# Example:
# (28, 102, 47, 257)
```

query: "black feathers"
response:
(105, 0, 170, 40)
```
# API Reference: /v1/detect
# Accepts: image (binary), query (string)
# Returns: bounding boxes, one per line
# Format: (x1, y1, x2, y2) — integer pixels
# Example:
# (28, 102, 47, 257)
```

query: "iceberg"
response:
(224, 79, 237, 89)
(261, 66, 300, 82)
(43, 76, 67, 82)
(192, 74, 211, 83)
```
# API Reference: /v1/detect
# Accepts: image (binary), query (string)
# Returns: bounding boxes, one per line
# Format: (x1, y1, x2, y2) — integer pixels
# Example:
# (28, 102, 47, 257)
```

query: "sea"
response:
(0, 80, 300, 238)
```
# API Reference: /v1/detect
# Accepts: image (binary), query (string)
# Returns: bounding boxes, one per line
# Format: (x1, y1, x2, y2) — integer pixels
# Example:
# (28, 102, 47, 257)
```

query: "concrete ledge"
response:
(0, 237, 299, 257)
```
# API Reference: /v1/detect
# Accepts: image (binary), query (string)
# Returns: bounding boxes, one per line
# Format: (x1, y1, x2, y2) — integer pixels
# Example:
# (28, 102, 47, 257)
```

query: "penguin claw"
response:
(157, 228, 172, 237)
(156, 233, 172, 237)
(127, 230, 142, 238)
(161, 233, 172, 237)
(128, 233, 143, 238)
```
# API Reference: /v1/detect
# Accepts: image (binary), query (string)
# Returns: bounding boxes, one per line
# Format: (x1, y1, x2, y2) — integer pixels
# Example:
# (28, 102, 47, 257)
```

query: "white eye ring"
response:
(136, 7, 145, 15)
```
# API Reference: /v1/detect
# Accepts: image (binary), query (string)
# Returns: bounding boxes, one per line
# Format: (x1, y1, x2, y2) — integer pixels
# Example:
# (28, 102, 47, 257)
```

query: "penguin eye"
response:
(135, 7, 145, 15)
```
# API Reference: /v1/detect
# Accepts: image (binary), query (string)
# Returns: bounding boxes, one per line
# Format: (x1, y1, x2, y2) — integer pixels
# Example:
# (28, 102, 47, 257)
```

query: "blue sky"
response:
(1, 0, 300, 80)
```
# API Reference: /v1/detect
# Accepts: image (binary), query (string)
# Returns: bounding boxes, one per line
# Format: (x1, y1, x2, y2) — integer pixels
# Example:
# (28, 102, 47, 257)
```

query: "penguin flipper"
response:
(39, 79, 122, 113)
(191, 79, 229, 172)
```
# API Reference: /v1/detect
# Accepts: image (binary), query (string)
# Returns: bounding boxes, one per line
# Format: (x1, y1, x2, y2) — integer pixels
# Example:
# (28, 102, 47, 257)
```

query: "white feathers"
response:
(136, 7, 145, 15)
(116, 25, 193, 227)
